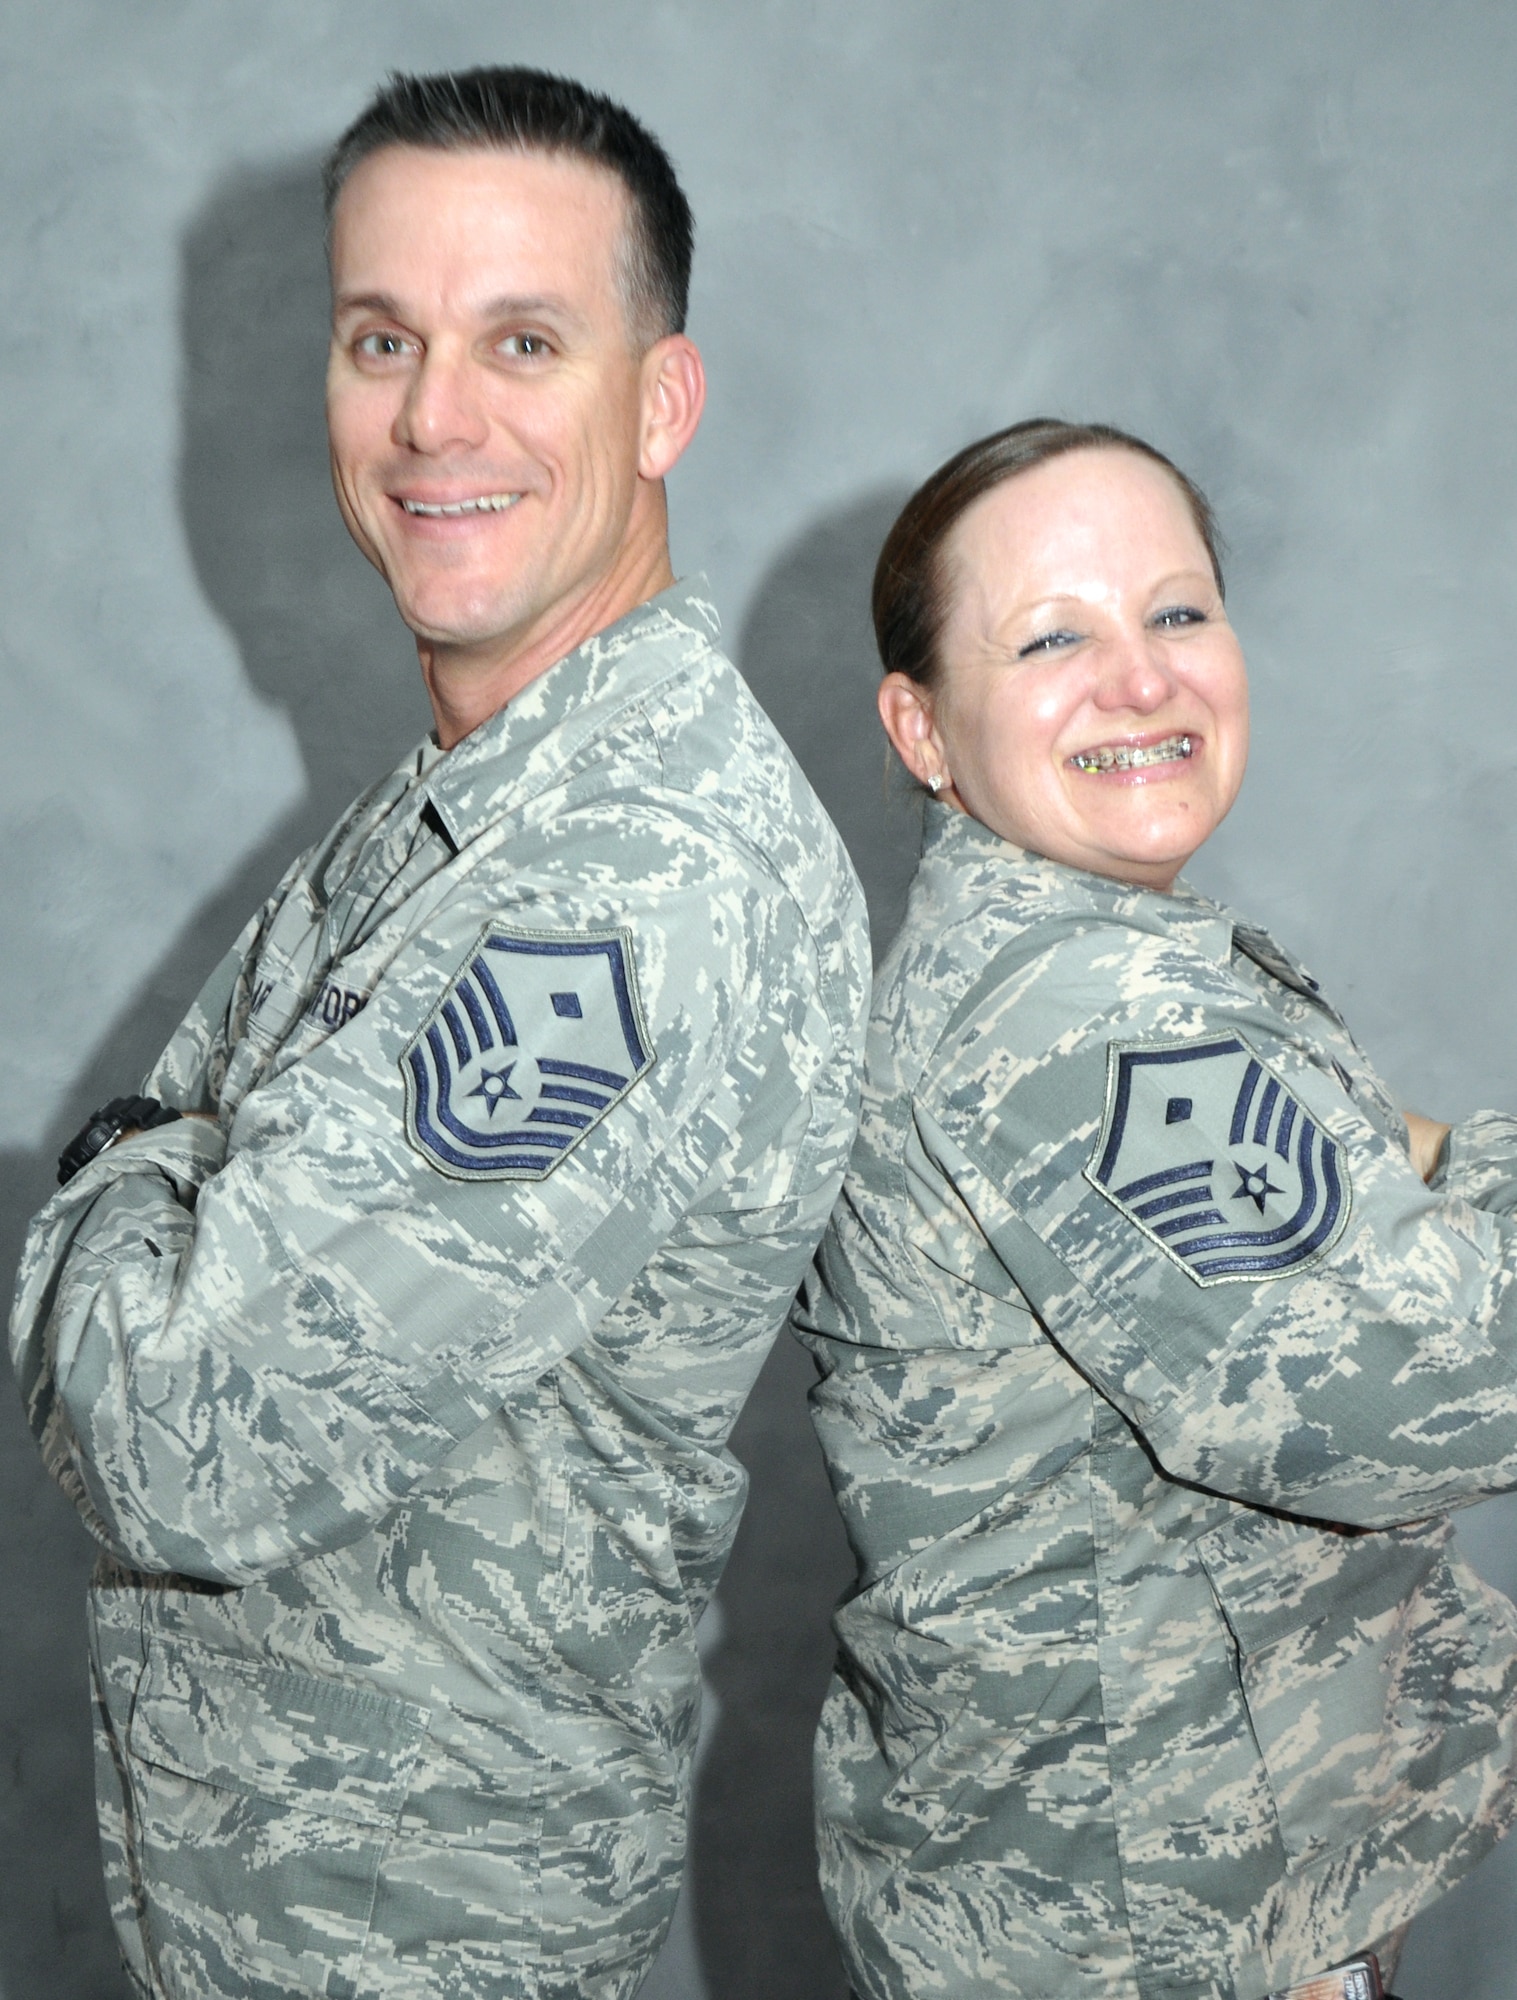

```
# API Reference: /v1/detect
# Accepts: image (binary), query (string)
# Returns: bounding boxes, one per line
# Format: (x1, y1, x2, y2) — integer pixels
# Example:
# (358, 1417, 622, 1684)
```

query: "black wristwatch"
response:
(56, 1096, 182, 1186)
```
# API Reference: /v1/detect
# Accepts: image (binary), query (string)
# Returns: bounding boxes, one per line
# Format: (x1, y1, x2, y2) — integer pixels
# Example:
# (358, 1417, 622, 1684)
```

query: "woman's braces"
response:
(1071, 733, 1192, 774)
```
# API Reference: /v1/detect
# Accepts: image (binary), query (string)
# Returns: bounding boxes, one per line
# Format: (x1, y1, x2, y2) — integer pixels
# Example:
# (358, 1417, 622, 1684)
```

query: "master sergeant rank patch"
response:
(1084, 1035, 1351, 1285)
(402, 925, 655, 1181)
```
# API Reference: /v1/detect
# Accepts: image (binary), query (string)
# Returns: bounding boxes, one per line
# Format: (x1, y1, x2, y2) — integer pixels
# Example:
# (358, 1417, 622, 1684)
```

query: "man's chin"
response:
(395, 592, 528, 658)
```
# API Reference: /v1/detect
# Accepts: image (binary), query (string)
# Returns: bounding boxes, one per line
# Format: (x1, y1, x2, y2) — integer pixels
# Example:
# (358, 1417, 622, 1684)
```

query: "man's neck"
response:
(420, 536, 676, 751)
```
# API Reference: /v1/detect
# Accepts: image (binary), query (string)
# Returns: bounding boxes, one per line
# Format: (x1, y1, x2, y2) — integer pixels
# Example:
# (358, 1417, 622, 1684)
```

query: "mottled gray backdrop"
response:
(5, 4, 1517, 1995)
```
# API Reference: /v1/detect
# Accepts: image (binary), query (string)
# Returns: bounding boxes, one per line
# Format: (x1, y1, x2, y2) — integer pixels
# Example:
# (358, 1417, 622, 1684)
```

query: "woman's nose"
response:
(1090, 629, 1177, 712)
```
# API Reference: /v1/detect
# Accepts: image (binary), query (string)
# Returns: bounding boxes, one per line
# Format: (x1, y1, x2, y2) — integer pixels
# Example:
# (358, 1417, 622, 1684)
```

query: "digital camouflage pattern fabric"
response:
(793, 803, 1517, 2000)
(11, 582, 869, 2000)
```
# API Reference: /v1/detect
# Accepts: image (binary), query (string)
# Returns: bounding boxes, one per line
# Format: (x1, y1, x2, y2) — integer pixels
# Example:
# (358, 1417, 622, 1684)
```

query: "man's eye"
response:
(499, 331, 552, 359)
(1018, 629, 1079, 659)
(355, 331, 413, 360)
(1153, 605, 1207, 629)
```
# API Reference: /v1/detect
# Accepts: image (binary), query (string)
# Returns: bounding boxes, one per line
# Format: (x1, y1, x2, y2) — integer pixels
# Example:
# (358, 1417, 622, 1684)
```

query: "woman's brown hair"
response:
(872, 419, 1226, 688)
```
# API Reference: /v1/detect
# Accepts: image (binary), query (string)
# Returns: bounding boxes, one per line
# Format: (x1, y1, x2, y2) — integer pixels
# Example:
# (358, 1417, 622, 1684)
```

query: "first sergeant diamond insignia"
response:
(402, 925, 655, 1181)
(1083, 1035, 1352, 1286)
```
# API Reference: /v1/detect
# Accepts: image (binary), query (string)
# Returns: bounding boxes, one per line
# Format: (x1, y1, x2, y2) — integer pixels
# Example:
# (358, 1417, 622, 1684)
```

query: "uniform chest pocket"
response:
(127, 1639, 429, 2000)
(1197, 1511, 1505, 1873)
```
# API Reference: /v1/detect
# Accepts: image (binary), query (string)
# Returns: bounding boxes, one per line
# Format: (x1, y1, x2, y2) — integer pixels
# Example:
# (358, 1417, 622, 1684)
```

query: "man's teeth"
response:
(401, 494, 520, 517)
(1071, 734, 1193, 774)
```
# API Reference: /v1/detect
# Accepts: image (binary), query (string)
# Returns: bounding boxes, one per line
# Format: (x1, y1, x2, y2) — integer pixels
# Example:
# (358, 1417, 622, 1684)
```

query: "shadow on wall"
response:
(736, 489, 921, 959)
(667, 495, 919, 2000)
(0, 156, 424, 2000)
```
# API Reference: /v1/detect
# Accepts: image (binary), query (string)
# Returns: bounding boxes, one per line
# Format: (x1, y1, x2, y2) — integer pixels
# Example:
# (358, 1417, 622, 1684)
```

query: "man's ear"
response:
(638, 334, 706, 481)
(878, 672, 947, 789)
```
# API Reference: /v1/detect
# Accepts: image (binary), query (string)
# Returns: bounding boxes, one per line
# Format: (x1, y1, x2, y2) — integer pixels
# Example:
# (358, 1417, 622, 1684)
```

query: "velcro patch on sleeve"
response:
(402, 925, 655, 1181)
(1083, 1035, 1351, 1286)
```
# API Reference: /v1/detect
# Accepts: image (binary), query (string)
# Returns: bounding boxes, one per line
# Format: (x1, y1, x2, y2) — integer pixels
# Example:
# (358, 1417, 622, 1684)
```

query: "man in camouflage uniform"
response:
(11, 68, 868, 2000)
(795, 805, 1517, 2000)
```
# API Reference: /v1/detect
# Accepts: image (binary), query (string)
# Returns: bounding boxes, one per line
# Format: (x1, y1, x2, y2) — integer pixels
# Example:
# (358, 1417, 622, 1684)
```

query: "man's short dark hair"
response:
(323, 67, 694, 347)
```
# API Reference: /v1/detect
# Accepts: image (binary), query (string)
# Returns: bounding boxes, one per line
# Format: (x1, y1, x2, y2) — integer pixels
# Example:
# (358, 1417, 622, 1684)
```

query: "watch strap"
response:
(57, 1096, 183, 1186)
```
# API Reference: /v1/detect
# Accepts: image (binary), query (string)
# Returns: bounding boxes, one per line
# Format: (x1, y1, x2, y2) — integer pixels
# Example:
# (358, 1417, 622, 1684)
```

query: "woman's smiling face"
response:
(883, 445, 1250, 890)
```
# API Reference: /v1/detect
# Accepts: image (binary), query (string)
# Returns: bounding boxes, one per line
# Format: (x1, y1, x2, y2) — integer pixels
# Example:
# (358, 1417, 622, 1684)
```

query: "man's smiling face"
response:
(325, 144, 656, 672)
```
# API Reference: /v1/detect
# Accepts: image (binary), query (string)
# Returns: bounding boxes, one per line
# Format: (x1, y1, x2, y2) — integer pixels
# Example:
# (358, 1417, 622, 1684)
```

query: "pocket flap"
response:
(130, 1640, 430, 1830)
(1198, 1509, 1450, 1659)
(1197, 1510, 1499, 1872)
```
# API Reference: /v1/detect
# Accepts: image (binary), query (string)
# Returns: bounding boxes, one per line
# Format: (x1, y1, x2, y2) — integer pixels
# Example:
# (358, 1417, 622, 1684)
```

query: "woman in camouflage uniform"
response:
(794, 420, 1517, 2000)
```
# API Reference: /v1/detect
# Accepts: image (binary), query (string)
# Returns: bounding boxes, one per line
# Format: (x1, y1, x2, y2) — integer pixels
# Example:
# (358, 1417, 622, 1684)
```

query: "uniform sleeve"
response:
(9, 828, 814, 1585)
(1432, 1109, 1517, 1217)
(146, 848, 314, 1116)
(920, 931, 1517, 1530)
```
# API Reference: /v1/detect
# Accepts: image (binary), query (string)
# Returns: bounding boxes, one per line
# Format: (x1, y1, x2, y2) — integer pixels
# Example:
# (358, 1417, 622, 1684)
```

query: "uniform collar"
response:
(418, 577, 722, 845)
(919, 800, 1238, 968)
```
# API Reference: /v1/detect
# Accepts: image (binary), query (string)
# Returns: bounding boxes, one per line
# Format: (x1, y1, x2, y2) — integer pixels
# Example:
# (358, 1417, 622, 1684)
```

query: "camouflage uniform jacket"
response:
(10, 581, 869, 2000)
(793, 802, 1517, 2000)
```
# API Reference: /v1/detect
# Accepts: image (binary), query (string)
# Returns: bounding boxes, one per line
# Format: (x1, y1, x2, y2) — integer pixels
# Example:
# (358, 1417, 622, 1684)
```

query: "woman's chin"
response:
(1074, 801, 1222, 884)
(1013, 817, 1208, 889)
(978, 792, 1222, 886)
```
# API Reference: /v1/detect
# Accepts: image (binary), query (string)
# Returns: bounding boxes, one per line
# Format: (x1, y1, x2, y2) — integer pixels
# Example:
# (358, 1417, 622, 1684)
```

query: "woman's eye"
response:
(1153, 604, 1207, 630)
(355, 331, 412, 360)
(1018, 629, 1080, 659)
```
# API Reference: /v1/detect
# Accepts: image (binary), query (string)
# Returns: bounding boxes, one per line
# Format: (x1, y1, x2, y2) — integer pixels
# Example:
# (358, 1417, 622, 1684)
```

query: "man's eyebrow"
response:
(332, 290, 590, 329)
(332, 291, 407, 320)
(477, 293, 583, 322)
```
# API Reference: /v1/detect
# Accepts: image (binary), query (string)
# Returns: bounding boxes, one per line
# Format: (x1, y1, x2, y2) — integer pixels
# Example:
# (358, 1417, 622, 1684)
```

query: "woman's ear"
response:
(878, 672, 948, 791)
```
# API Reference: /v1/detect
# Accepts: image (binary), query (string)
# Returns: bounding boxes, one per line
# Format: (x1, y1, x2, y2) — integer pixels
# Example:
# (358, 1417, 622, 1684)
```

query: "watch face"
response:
(58, 1096, 178, 1184)
(59, 1099, 135, 1184)
(84, 1111, 124, 1152)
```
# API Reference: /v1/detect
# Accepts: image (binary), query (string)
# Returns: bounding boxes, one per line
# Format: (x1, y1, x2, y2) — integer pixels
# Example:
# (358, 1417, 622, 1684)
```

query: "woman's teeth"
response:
(1071, 734, 1192, 774)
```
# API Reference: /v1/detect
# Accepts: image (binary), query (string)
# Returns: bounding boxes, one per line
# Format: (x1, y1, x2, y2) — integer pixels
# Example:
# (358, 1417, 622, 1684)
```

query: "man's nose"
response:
(1091, 628, 1177, 712)
(394, 346, 490, 454)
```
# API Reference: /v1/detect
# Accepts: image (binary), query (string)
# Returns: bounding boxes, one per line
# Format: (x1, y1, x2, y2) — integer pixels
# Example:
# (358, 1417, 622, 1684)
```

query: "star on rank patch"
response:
(1084, 1035, 1351, 1285)
(402, 925, 654, 1180)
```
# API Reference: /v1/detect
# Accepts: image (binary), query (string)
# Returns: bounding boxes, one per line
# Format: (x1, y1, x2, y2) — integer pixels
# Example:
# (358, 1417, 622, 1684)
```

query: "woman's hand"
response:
(1404, 1110, 1452, 1184)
